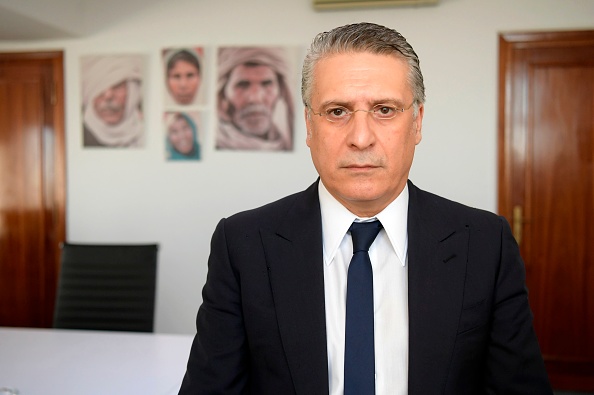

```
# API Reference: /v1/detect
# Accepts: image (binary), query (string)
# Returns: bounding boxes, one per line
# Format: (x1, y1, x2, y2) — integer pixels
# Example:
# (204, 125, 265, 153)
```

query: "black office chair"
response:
(53, 243, 158, 332)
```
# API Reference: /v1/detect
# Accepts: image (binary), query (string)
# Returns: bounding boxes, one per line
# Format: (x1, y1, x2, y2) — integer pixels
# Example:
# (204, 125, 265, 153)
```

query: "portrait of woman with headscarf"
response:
(216, 46, 296, 151)
(81, 54, 145, 148)
(165, 111, 201, 161)
(163, 47, 205, 107)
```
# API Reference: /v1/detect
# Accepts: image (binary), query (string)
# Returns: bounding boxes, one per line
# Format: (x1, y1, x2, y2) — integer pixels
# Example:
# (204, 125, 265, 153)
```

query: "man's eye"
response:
(326, 107, 349, 118)
(375, 105, 396, 116)
(235, 81, 250, 90)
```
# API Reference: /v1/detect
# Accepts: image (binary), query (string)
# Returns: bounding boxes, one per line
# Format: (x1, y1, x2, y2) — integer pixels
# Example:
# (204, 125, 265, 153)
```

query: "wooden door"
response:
(0, 52, 65, 328)
(498, 31, 594, 391)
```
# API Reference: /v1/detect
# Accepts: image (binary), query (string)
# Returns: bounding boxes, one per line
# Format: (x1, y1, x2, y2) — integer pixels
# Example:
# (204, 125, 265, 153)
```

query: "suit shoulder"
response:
(410, 181, 505, 228)
(223, 182, 318, 230)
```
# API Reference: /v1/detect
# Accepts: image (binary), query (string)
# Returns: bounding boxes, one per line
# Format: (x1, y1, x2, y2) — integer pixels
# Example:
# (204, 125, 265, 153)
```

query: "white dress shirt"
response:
(319, 181, 409, 395)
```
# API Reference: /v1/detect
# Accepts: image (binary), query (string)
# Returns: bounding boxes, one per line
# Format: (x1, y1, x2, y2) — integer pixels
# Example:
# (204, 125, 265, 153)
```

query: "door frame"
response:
(0, 50, 66, 326)
(497, 30, 594, 390)
(498, 29, 594, 222)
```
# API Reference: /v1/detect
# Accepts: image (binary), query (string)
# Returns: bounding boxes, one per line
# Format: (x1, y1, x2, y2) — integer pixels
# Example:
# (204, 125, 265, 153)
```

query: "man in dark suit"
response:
(179, 22, 552, 394)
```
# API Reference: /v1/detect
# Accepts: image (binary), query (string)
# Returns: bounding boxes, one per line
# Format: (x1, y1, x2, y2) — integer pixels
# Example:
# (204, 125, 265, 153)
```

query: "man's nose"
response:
(246, 85, 266, 102)
(103, 87, 115, 98)
(347, 111, 376, 149)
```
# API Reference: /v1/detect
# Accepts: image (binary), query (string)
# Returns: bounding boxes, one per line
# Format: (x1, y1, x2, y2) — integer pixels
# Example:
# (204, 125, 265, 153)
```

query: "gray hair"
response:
(301, 22, 425, 117)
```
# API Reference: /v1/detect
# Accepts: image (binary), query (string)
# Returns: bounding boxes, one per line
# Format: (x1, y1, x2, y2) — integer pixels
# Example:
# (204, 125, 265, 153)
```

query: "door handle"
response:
(512, 205, 523, 246)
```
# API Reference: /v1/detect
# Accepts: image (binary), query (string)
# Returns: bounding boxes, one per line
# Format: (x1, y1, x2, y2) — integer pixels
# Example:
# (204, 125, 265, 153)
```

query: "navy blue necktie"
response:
(344, 220, 383, 395)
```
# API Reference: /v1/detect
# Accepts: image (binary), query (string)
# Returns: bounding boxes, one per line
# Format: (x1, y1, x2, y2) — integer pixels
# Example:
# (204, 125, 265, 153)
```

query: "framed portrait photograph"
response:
(164, 111, 203, 161)
(80, 54, 145, 148)
(216, 46, 299, 151)
(162, 47, 206, 108)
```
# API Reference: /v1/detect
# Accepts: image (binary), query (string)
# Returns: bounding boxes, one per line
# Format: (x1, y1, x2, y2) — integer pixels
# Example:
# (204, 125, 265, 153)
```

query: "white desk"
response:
(0, 327, 194, 395)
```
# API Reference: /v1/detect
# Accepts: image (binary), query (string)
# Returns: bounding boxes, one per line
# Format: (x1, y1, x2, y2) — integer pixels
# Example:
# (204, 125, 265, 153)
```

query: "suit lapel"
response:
(258, 180, 469, 394)
(407, 182, 469, 394)
(260, 181, 329, 395)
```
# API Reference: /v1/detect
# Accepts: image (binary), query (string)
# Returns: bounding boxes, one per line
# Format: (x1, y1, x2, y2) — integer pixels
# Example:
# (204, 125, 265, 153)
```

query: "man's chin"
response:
(237, 123, 271, 139)
(99, 115, 125, 125)
(97, 111, 124, 126)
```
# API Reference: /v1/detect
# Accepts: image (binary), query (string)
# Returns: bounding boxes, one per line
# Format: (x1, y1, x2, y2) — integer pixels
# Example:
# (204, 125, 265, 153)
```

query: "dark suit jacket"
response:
(179, 180, 551, 394)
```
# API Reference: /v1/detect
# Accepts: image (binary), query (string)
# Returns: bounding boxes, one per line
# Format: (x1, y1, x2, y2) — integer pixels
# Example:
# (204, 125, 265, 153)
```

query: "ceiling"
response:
(0, 6, 75, 40)
(0, 0, 164, 41)
(0, 0, 442, 40)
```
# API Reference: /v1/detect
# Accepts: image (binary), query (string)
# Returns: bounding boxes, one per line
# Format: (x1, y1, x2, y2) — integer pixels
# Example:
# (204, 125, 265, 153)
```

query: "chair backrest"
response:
(53, 243, 158, 332)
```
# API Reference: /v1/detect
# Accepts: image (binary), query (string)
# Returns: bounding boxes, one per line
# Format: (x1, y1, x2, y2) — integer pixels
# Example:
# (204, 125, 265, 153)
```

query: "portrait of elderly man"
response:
(81, 54, 144, 148)
(216, 47, 295, 151)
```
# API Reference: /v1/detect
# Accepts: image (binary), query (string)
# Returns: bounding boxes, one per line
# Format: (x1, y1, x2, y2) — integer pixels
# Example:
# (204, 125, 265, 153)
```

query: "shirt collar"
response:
(318, 180, 409, 267)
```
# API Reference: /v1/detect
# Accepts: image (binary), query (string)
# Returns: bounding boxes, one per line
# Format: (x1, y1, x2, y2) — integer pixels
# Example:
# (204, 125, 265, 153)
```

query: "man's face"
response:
(93, 80, 128, 125)
(305, 52, 424, 217)
(168, 116, 194, 155)
(222, 64, 280, 137)
(167, 60, 201, 105)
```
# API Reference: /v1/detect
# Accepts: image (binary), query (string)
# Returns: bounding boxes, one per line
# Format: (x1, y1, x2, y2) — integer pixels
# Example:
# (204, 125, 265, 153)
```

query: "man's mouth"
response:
(344, 164, 380, 171)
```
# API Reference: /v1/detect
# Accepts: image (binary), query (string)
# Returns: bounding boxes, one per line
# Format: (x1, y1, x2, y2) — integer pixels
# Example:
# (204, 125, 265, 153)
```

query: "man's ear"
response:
(305, 107, 313, 147)
(413, 103, 424, 145)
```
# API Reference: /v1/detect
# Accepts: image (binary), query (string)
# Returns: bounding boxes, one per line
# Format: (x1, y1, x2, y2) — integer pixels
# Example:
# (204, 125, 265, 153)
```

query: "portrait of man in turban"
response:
(81, 54, 144, 148)
(216, 47, 295, 151)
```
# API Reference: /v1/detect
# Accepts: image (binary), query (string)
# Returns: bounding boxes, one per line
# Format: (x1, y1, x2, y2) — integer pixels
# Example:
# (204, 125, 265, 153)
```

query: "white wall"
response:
(1, 0, 593, 334)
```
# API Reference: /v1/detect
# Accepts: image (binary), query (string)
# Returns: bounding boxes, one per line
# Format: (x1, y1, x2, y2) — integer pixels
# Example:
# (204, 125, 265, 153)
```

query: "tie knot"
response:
(349, 220, 383, 253)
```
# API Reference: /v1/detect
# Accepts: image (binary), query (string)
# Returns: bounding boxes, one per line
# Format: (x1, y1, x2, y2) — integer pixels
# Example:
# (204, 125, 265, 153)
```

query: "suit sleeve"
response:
(484, 216, 552, 394)
(179, 218, 249, 394)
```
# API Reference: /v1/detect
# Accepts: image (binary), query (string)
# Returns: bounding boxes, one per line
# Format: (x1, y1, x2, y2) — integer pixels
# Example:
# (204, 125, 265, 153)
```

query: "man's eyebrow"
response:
(317, 100, 351, 109)
(369, 98, 407, 107)
(317, 98, 406, 109)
